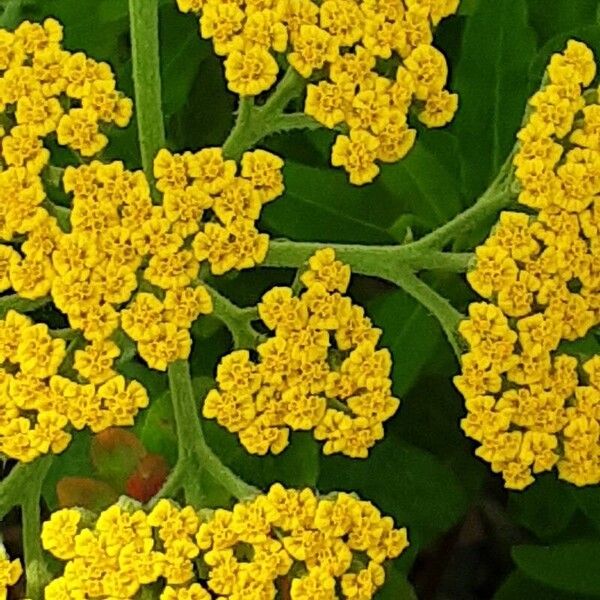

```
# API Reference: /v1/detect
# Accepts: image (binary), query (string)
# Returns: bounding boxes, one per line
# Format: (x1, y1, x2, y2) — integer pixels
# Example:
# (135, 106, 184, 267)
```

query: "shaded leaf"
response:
(379, 130, 464, 227)
(369, 289, 444, 397)
(262, 162, 397, 244)
(318, 436, 467, 550)
(139, 390, 178, 467)
(376, 566, 418, 599)
(495, 570, 596, 600)
(508, 475, 576, 539)
(453, 0, 536, 198)
(512, 541, 600, 596)
(572, 487, 600, 533)
(160, 4, 209, 117)
(42, 431, 93, 510)
(527, 0, 598, 42)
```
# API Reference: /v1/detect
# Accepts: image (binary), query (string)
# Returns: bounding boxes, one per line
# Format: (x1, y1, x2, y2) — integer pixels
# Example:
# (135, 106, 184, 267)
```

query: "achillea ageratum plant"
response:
(0, 0, 598, 598)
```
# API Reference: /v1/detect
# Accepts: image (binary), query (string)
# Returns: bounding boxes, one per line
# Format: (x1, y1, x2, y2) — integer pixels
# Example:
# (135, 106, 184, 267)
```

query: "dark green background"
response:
(6, 0, 600, 597)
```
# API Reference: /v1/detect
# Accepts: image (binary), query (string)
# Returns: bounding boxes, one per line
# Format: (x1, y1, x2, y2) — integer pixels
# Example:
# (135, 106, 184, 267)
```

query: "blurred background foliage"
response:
(3, 0, 600, 598)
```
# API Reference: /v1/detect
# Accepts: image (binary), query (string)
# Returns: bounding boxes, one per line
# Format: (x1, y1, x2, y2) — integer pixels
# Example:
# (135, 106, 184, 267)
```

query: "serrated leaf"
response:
(453, 0, 537, 198)
(512, 542, 600, 596)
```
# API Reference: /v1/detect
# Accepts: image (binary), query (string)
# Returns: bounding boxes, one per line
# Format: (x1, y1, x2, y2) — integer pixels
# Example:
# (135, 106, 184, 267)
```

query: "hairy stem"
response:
(208, 285, 260, 349)
(222, 68, 306, 160)
(21, 456, 52, 600)
(167, 360, 258, 503)
(390, 266, 464, 358)
(129, 0, 166, 192)
(264, 241, 473, 277)
(0, 457, 52, 521)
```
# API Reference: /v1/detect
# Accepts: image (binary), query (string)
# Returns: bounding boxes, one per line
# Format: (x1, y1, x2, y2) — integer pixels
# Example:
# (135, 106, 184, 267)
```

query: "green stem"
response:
(411, 152, 515, 251)
(208, 285, 260, 349)
(146, 460, 185, 508)
(264, 241, 473, 278)
(390, 266, 464, 358)
(0, 457, 52, 520)
(129, 0, 166, 191)
(260, 67, 305, 115)
(167, 360, 258, 503)
(222, 68, 306, 160)
(21, 456, 53, 600)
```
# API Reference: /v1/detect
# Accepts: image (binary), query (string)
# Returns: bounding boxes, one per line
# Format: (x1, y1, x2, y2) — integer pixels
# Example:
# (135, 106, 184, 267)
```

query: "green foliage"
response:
(1, 0, 600, 598)
(453, 0, 537, 198)
(512, 542, 600, 596)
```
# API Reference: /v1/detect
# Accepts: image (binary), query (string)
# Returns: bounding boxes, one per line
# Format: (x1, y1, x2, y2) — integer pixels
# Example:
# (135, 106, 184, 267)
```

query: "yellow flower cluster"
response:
(203, 249, 399, 457)
(153, 146, 283, 275)
(0, 18, 131, 162)
(176, 0, 459, 185)
(0, 309, 149, 462)
(456, 41, 600, 490)
(41, 485, 408, 600)
(0, 547, 22, 600)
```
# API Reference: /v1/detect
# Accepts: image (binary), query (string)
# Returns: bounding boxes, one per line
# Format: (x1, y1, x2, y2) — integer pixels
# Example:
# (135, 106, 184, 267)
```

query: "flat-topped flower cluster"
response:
(456, 41, 600, 490)
(203, 249, 400, 458)
(39, 486, 408, 600)
(176, 0, 460, 184)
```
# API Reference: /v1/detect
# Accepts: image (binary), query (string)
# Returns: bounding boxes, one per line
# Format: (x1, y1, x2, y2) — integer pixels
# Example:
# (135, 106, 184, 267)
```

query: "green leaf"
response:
(160, 4, 209, 117)
(512, 541, 600, 596)
(379, 130, 464, 227)
(204, 420, 320, 492)
(139, 390, 178, 467)
(376, 566, 418, 599)
(369, 289, 443, 397)
(318, 436, 467, 550)
(572, 487, 600, 532)
(453, 0, 537, 198)
(527, 0, 599, 42)
(42, 431, 93, 510)
(508, 475, 576, 539)
(495, 570, 596, 600)
(262, 162, 397, 244)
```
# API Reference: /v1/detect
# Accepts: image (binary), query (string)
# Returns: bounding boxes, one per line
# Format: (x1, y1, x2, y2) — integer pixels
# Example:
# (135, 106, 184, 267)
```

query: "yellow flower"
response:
(224, 46, 279, 96)
(404, 44, 448, 100)
(288, 24, 338, 78)
(331, 129, 380, 186)
(74, 339, 120, 384)
(16, 322, 66, 378)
